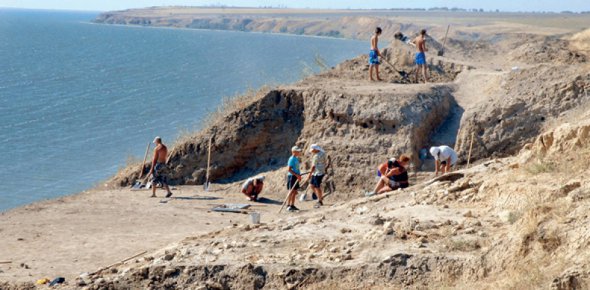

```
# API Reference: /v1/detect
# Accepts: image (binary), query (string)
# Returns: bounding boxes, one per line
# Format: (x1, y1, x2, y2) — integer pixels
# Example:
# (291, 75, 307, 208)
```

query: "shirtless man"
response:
(148, 136, 173, 198)
(368, 27, 383, 81)
(413, 29, 429, 83)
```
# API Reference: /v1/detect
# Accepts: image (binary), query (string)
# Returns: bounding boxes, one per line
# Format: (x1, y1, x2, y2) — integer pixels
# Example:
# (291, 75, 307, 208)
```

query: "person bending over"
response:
(430, 145, 458, 176)
(366, 155, 411, 196)
(241, 175, 265, 202)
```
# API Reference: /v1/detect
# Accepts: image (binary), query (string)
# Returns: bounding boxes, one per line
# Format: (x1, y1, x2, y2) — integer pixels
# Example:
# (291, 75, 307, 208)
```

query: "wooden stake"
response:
(205, 137, 212, 191)
(90, 251, 147, 275)
(138, 142, 151, 179)
(467, 132, 475, 168)
(0, 261, 12, 264)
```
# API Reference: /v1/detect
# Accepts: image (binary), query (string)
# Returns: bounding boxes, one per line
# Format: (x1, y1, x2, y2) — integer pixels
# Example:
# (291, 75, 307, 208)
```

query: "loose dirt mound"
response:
(570, 28, 590, 55)
(316, 41, 466, 84)
(509, 36, 586, 65)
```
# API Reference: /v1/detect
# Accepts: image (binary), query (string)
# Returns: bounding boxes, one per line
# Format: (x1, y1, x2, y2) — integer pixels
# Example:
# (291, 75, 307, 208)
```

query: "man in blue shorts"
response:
(368, 27, 383, 81)
(286, 146, 303, 212)
(412, 29, 429, 83)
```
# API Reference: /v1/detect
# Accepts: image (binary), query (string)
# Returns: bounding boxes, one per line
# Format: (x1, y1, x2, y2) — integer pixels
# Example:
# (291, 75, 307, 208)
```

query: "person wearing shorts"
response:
(430, 145, 458, 176)
(148, 136, 173, 198)
(286, 146, 303, 212)
(412, 29, 429, 83)
(368, 27, 383, 81)
(305, 144, 327, 208)
(241, 175, 264, 202)
(366, 155, 411, 196)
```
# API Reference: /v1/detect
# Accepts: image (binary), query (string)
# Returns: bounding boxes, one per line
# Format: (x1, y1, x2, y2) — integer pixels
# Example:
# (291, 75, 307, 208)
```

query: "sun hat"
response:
(429, 146, 441, 158)
(309, 144, 323, 152)
(291, 145, 302, 152)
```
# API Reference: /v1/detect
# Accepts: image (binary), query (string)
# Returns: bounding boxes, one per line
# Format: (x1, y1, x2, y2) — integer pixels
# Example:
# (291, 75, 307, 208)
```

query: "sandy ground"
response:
(0, 184, 287, 283)
(0, 169, 434, 284)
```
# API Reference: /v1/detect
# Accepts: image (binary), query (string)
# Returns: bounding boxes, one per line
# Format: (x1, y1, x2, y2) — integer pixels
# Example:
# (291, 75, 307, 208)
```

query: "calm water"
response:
(0, 9, 366, 212)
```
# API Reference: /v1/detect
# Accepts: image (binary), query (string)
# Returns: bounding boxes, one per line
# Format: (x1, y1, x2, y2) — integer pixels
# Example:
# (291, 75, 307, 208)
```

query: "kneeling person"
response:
(366, 155, 410, 196)
(241, 175, 265, 202)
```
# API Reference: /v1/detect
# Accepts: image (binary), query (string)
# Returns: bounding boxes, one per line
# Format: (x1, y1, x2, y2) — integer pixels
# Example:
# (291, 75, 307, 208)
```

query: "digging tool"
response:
(139, 142, 151, 179)
(279, 179, 300, 213)
(467, 132, 475, 168)
(437, 24, 450, 56)
(132, 142, 152, 189)
(382, 58, 410, 81)
(204, 137, 212, 191)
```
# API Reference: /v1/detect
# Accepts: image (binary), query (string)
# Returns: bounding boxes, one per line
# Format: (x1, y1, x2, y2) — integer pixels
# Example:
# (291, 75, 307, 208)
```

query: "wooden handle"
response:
(139, 142, 151, 179)
(467, 132, 475, 167)
(278, 179, 300, 213)
(206, 137, 212, 184)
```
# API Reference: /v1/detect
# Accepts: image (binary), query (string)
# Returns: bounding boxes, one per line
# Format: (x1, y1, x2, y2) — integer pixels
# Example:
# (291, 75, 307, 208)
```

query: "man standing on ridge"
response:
(148, 136, 173, 198)
(369, 27, 383, 81)
(412, 29, 429, 83)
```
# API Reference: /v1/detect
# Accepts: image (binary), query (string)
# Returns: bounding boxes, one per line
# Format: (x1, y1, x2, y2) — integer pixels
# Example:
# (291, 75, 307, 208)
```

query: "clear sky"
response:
(0, 0, 588, 12)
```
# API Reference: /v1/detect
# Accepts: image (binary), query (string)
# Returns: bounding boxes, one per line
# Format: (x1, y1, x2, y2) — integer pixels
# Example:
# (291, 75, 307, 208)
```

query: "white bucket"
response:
(250, 212, 260, 224)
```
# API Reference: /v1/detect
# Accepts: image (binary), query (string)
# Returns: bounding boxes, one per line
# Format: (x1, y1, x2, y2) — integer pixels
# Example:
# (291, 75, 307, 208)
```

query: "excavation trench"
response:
(112, 85, 459, 198)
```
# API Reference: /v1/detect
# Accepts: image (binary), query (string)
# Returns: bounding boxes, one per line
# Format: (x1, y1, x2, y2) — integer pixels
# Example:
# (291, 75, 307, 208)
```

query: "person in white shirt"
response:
(429, 145, 458, 176)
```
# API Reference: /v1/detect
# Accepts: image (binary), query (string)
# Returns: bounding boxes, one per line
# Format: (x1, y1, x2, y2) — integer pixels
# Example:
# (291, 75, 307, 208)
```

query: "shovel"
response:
(437, 24, 450, 56)
(132, 142, 151, 189)
(382, 58, 410, 81)
(203, 136, 212, 191)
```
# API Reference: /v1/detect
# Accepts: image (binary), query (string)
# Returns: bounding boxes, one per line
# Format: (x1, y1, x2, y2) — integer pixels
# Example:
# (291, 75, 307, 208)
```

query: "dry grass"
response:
(524, 158, 556, 175)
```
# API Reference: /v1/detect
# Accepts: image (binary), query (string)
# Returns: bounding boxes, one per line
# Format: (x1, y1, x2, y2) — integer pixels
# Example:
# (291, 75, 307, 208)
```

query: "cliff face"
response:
(111, 84, 456, 196)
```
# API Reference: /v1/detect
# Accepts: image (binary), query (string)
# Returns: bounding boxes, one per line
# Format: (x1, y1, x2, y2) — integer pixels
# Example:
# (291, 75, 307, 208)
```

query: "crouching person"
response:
(366, 155, 410, 196)
(241, 175, 265, 202)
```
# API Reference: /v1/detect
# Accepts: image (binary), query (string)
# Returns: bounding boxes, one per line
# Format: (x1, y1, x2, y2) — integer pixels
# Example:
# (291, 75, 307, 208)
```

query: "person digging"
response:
(241, 175, 265, 202)
(148, 136, 173, 198)
(366, 155, 410, 196)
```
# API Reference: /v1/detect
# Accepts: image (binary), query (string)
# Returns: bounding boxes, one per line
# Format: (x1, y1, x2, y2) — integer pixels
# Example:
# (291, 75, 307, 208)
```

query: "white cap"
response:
(429, 146, 440, 158)
(291, 145, 302, 152)
(153, 136, 162, 144)
(389, 158, 396, 162)
(256, 175, 265, 181)
(309, 144, 323, 152)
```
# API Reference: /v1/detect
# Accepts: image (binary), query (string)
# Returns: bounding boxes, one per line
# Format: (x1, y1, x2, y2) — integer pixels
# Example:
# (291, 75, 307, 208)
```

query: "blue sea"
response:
(0, 9, 366, 212)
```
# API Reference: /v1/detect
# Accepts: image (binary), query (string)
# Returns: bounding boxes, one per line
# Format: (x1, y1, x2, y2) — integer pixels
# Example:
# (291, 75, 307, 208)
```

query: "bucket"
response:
(250, 212, 260, 224)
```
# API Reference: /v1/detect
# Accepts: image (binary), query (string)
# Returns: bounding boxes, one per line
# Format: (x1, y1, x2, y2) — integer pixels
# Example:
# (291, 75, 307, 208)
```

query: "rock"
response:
(559, 181, 581, 196)
(412, 230, 428, 238)
(346, 241, 356, 247)
(463, 210, 473, 218)
(499, 210, 518, 223)
(355, 206, 369, 215)
(371, 215, 385, 225)
(340, 228, 352, 234)
(329, 247, 339, 253)
(281, 224, 294, 231)
(164, 252, 176, 261)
